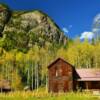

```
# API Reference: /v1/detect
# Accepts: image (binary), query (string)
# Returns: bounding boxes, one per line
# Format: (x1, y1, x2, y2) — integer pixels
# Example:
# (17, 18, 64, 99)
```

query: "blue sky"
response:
(0, 0, 100, 39)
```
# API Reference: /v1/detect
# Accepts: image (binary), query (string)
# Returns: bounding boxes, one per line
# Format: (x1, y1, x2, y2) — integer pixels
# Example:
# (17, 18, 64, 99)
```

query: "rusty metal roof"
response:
(76, 69, 100, 81)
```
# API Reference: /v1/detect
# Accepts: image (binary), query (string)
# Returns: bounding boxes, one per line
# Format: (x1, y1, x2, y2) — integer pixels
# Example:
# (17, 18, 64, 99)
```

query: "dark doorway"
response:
(78, 81, 86, 90)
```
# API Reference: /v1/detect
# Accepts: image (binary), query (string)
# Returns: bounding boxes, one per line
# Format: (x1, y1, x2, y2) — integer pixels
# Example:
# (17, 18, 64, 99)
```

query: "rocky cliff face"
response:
(0, 4, 67, 50)
(0, 4, 11, 36)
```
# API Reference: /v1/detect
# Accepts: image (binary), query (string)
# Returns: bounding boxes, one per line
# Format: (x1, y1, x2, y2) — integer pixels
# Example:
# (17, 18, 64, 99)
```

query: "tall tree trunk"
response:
(36, 62, 39, 92)
(31, 62, 34, 90)
(35, 61, 37, 90)
(45, 53, 48, 92)
(27, 68, 30, 86)
(46, 75, 48, 92)
(11, 62, 13, 91)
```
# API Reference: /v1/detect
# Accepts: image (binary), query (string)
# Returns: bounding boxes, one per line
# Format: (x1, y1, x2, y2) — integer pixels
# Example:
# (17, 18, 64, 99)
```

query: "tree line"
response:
(0, 38, 100, 90)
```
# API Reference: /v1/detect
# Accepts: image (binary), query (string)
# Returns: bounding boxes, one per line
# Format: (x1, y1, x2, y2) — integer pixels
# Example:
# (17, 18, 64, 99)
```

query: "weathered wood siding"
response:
(48, 58, 73, 93)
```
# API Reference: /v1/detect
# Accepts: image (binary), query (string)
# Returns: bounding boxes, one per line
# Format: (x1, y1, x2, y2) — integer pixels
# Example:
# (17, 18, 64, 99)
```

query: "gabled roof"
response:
(48, 58, 74, 69)
(76, 69, 100, 81)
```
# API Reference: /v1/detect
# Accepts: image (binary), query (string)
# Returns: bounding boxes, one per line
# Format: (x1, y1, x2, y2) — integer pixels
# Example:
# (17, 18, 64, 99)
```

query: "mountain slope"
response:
(0, 4, 67, 51)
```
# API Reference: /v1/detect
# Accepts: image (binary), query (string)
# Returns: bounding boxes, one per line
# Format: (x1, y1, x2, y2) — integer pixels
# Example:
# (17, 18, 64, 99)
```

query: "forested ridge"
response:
(0, 4, 100, 91)
(1, 39, 100, 90)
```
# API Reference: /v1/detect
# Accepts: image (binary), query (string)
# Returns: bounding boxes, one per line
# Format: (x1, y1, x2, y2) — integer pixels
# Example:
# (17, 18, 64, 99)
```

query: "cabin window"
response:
(56, 70, 58, 77)
(55, 66, 58, 77)
(55, 66, 62, 77)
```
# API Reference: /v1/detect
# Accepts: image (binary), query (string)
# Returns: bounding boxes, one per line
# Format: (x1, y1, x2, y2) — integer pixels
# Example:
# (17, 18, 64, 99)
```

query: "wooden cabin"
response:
(76, 69, 100, 90)
(0, 79, 11, 92)
(48, 58, 100, 93)
(48, 58, 75, 92)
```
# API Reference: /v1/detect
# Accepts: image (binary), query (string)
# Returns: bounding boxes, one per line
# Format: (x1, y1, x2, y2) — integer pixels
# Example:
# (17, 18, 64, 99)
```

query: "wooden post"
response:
(0, 88, 2, 93)
(86, 82, 88, 89)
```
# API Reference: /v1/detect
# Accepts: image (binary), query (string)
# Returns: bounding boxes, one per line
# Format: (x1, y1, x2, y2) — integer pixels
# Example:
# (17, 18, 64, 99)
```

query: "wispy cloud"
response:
(80, 32, 94, 40)
(93, 13, 100, 23)
(93, 13, 100, 34)
(62, 27, 69, 33)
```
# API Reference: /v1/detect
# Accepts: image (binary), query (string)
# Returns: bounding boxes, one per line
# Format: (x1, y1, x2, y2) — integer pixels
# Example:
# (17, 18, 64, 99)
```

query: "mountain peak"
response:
(0, 4, 67, 51)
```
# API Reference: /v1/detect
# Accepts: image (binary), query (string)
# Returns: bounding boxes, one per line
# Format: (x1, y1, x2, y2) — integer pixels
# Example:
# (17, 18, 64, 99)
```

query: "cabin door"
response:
(63, 80, 68, 92)
(53, 81, 58, 92)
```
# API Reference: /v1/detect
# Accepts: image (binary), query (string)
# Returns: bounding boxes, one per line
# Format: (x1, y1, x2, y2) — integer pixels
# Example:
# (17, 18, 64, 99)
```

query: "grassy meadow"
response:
(0, 91, 99, 100)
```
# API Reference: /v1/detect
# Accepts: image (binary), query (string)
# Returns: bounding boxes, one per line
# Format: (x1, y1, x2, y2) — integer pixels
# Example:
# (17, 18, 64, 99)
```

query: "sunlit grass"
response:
(0, 88, 99, 100)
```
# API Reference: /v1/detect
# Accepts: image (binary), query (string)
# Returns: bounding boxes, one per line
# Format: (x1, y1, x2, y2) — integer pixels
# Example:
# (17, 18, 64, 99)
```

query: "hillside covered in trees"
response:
(0, 4, 100, 91)
(0, 4, 67, 51)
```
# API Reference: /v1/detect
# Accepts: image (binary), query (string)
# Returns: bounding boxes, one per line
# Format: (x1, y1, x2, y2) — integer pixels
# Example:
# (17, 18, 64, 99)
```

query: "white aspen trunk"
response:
(36, 63, 39, 92)
(35, 61, 37, 90)
(41, 56, 44, 87)
(96, 57, 98, 68)
(89, 59, 91, 68)
(86, 61, 88, 68)
(45, 53, 48, 92)
(5, 63, 7, 79)
(76, 56, 79, 68)
(11, 61, 13, 91)
(27, 68, 30, 86)
(46, 75, 48, 92)
(8, 62, 10, 81)
(32, 62, 33, 90)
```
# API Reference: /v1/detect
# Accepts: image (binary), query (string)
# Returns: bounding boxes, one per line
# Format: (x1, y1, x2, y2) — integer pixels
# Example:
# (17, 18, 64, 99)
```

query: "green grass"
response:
(0, 91, 99, 100)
